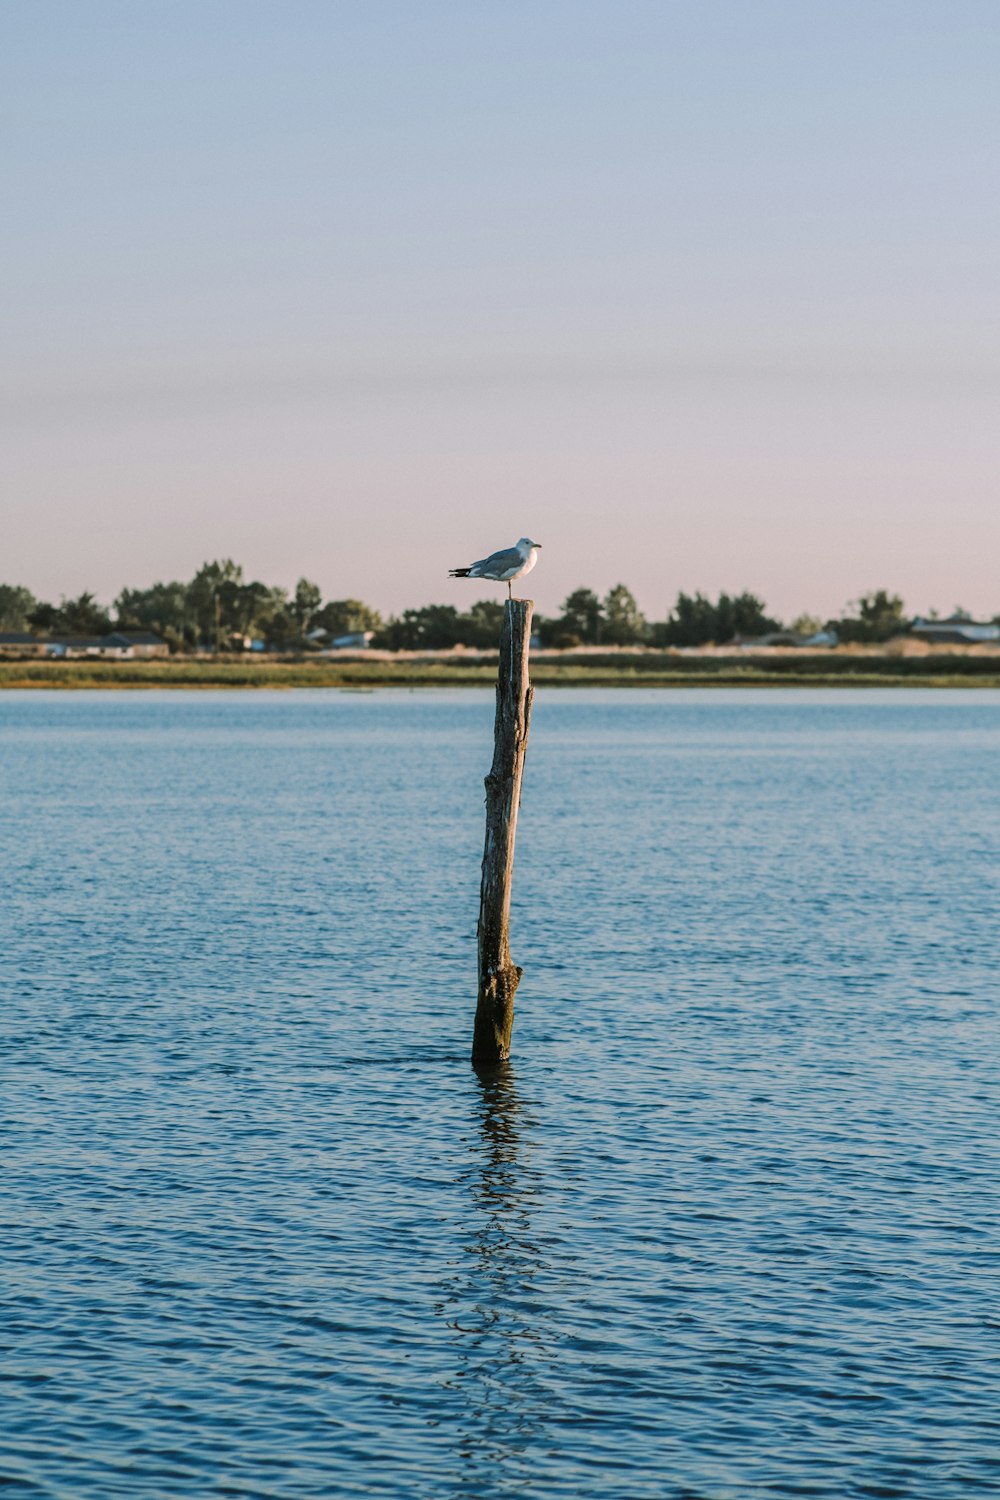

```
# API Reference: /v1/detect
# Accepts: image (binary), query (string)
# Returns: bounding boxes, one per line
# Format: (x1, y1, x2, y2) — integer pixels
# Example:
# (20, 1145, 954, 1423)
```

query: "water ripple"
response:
(1, 689, 999, 1497)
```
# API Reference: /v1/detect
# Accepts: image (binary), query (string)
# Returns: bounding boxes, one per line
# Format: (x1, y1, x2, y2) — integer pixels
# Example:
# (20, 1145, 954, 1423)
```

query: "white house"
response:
(330, 631, 375, 650)
(911, 616, 1000, 645)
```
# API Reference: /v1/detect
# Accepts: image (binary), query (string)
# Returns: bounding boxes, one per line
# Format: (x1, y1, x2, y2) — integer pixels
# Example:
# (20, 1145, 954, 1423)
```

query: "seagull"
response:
(449, 537, 543, 599)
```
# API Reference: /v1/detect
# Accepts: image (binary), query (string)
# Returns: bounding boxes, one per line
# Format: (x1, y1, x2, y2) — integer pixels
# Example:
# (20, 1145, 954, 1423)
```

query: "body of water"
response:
(2, 688, 999, 1498)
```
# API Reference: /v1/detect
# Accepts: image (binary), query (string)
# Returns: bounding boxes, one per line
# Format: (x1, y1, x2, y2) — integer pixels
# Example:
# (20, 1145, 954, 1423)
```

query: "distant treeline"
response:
(0, 568, 983, 652)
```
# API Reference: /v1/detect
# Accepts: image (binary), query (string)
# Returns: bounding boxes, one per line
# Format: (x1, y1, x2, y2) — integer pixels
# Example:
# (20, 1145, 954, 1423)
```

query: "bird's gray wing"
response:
(474, 546, 522, 577)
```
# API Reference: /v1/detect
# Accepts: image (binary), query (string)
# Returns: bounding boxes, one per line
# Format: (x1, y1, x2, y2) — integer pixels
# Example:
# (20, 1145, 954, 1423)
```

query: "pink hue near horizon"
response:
(3, 2, 999, 623)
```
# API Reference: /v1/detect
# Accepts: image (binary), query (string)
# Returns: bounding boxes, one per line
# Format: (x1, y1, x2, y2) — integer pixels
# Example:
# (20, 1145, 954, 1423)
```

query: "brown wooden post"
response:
(472, 598, 534, 1066)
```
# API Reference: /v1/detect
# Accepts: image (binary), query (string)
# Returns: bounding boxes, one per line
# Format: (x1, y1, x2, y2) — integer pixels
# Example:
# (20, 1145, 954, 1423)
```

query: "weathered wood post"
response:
(472, 598, 534, 1066)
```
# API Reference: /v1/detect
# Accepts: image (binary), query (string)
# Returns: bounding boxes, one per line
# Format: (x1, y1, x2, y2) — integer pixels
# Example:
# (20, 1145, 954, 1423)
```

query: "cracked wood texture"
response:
(472, 599, 534, 1066)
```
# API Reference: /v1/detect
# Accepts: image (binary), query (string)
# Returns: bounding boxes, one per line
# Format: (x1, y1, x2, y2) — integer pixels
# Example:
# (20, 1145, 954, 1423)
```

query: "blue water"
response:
(2, 688, 999, 1498)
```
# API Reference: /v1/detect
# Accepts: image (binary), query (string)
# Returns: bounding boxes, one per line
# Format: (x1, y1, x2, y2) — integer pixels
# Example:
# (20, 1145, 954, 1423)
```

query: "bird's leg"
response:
(507, 580, 513, 600)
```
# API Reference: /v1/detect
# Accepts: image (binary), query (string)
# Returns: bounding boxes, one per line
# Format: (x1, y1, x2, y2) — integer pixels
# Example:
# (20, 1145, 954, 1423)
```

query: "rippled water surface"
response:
(2, 688, 999, 1498)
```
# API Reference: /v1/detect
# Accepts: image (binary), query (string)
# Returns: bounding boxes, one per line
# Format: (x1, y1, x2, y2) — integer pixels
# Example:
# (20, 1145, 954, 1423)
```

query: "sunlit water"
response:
(2, 688, 999, 1498)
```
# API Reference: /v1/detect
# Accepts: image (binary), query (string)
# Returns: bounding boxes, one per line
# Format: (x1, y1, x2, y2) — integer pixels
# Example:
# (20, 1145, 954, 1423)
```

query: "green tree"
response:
(29, 591, 112, 636)
(254, 587, 297, 648)
(374, 605, 460, 650)
(314, 599, 384, 637)
(0, 584, 37, 631)
(720, 591, 781, 641)
(833, 590, 906, 644)
(187, 560, 244, 649)
(558, 588, 603, 644)
(293, 578, 323, 635)
(461, 599, 506, 648)
(531, 613, 560, 646)
(230, 580, 276, 640)
(115, 581, 193, 647)
(602, 584, 646, 645)
(657, 591, 717, 646)
(655, 589, 779, 646)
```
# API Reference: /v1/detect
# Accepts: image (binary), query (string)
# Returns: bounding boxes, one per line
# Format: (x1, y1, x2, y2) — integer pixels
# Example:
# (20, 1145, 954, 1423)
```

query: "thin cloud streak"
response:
(7, 352, 1000, 429)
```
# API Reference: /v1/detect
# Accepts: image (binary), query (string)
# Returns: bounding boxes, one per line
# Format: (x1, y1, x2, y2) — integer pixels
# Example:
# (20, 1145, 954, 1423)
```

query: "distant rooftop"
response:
(911, 616, 999, 643)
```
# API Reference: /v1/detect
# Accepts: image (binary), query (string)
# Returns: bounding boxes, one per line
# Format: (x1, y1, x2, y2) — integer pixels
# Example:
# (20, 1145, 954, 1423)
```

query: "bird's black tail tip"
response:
(449, 568, 471, 578)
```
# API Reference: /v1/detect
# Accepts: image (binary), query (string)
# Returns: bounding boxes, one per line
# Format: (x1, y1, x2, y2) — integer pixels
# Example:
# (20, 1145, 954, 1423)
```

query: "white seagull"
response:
(449, 537, 542, 599)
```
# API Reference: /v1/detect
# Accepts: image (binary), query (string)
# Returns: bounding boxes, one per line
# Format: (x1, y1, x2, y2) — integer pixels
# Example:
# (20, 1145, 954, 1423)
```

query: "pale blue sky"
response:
(3, 1, 998, 620)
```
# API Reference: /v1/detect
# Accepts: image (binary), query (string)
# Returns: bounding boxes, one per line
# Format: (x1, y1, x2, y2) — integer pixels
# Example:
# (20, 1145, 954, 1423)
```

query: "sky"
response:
(3, 0, 999, 623)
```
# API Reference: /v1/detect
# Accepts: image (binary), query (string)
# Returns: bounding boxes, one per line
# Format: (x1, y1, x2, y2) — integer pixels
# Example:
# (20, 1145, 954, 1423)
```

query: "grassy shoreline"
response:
(3, 653, 1000, 690)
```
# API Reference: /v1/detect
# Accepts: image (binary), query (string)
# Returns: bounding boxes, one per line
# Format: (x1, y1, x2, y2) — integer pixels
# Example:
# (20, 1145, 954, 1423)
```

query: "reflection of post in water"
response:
(440, 1063, 549, 1479)
(470, 1062, 539, 1320)
(473, 1062, 531, 1238)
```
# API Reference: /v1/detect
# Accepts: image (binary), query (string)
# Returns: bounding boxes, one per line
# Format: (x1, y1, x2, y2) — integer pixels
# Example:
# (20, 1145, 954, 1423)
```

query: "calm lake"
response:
(2, 688, 999, 1498)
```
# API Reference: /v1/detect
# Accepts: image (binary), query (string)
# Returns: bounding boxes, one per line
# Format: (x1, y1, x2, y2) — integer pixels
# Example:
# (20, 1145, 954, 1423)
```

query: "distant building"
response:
(0, 632, 46, 657)
(307, 628, 375, 650)
(111, 632, 170, 658)
(910, 616, 1000, 646)
(329, 631, 375, 650)
(45, 632, 170, 659)
(794, 629, 838, 648)
(735, 629, 838, 649)
(45, 636, 112, 658)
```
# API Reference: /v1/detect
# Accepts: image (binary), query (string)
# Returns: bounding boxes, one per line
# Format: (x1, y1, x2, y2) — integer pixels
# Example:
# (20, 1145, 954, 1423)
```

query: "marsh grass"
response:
(3, 653, 1000, 689)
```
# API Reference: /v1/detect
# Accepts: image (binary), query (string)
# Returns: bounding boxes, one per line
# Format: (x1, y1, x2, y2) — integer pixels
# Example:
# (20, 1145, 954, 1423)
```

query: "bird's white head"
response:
(517, 537, 542, 553)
